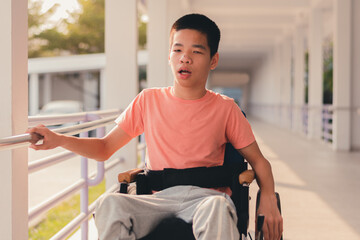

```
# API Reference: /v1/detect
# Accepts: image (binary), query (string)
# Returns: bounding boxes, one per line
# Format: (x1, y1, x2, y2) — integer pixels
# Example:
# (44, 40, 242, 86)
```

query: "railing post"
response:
(308, 7, 324, 140)
(80, 128, 89, 240)
(79, 113, 106, 240)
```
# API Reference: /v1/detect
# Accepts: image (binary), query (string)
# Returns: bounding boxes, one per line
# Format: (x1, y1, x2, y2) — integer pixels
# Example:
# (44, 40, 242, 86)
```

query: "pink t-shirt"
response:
(115, 87, 255, 171)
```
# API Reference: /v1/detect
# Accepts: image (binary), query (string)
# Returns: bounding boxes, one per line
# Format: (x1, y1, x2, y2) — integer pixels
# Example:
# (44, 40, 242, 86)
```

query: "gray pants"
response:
(95, 185, 240, 240)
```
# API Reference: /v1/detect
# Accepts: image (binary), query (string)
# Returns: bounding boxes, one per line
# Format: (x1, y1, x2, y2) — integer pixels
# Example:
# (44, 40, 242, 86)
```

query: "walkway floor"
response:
(248, 118, 360, 240)
(71, 118, 360, 240)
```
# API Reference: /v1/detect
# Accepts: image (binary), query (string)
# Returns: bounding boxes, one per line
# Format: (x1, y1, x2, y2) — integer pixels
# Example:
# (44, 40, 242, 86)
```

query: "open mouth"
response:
(178, 69, 192, 75)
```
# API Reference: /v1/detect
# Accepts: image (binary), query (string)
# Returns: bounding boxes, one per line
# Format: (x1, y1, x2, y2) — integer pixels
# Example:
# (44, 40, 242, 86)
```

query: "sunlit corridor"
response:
(248, 118, 360, 239)
(2, 0, 360, 239)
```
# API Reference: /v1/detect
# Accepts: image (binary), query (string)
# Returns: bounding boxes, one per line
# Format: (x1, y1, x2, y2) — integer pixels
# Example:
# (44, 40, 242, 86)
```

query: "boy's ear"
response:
(168, 47, 172, 63)
(210, 52, 219, 70)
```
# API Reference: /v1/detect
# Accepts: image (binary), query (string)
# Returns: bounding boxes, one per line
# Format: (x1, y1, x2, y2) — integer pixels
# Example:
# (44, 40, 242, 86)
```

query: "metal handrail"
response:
(1, 109, 124, 240)
(28, 109, 120, 127)
(29, 179, 86, 220)
(28, 151, 75, 174)
(0, 115, 118, 151)
(50, 183, 119, 240)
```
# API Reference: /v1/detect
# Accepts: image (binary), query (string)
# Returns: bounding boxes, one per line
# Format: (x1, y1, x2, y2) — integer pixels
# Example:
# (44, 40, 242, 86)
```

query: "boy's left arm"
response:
(238, 141, 283, 240)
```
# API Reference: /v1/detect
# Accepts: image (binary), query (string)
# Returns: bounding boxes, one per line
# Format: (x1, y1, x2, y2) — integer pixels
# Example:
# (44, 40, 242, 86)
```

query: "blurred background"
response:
(1, 0, 360, 239)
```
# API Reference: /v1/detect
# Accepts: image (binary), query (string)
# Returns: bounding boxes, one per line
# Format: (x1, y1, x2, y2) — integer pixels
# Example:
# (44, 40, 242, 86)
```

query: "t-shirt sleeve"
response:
(226, 101, 255, 149)
(114, 90, 145, 138)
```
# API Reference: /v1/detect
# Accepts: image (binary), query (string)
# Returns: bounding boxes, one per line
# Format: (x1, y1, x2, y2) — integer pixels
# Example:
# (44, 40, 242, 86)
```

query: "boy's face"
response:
(169, 29, 219, 91)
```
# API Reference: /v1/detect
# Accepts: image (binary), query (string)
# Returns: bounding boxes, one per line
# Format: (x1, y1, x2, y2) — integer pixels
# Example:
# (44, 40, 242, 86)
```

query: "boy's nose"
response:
(180, 55, 192, 64)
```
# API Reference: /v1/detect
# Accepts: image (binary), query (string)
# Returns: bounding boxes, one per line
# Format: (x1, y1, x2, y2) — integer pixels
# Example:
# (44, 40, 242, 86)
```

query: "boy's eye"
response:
(193, 51, 203, 54)
(173, 49, 181, 52)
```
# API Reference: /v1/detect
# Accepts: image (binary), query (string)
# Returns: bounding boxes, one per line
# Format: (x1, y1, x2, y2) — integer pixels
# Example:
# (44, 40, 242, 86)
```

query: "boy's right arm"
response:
(28, 125, 132, 162)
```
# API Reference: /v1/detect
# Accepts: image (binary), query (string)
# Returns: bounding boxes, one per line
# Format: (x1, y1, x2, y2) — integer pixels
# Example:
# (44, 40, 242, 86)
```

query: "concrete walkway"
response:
(248, 118, 360, 240)
(70, 118, 360, 239)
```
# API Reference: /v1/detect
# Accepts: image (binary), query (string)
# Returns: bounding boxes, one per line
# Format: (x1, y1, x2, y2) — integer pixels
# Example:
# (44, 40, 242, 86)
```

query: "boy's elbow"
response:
(96, 140, 115, 162)
(93, 150, 112, 162)
(94, 155, 109, 162)
(92, 138, 112, 162)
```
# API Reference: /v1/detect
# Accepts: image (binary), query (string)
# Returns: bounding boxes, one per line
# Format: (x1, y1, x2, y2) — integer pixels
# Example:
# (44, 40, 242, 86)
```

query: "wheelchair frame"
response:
(116, 143, 282, 240)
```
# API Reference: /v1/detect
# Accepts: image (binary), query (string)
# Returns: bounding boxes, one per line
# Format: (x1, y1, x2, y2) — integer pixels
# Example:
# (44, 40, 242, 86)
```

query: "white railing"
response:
(302, 104, 309, 135)
(322, 104, 333, 143)
(0, 109, 123, 240)
(301, 104, 334, 143)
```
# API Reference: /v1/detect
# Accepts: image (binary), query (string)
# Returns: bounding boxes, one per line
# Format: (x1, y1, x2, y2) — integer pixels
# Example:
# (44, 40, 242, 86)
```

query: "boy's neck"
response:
(172, 85, 207, 100)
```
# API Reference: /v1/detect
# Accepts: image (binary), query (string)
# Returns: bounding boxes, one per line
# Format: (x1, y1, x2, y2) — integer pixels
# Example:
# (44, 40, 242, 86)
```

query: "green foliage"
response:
(28, 0, 59, 31)
(304, 51, 309, 104)
(304, 41, 333, 105)
(28, 0, 105, 57)
(28, 0, 61, 58)
(28, 0, 147, 57)
(65, 0, 105, 54)
(28, 180, 106, 240)
(138, 20, 147, 49)
(323, 40, 333, 104)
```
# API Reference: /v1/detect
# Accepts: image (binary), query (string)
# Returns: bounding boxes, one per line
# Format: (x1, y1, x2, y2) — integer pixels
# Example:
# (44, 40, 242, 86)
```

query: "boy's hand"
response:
(256, 192, 283, 240)
(27, 124, 62, 150)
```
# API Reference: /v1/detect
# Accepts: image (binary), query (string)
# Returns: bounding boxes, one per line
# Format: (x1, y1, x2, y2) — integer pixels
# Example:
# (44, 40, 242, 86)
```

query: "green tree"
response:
(28, 0, 105, 57)
(64, 0, 105, 54)
(28, 0, 62, 58)
(304, 51, 309, 104)
(138, 20, 147, 49)
(29, 0, 147, 58)
(323, 40, 333, 104)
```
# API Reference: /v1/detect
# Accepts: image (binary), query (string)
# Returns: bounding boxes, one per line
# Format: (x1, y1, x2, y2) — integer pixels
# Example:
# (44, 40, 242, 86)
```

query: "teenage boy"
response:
(29, 14, 282, 240)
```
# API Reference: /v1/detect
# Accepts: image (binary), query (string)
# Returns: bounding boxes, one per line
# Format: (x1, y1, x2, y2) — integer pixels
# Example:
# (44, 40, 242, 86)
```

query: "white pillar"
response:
(0, 0, 28, 239)
(104, 0, 138, 189)
(43, 73, 52, 105)
(351, 0, 360, 150)
(307, 8, 323, 140)
(280, 36, 293, 129)
(293, 25, 306, 133)
(274, 44, 283, 125)
(147, 0, 170, 88)
(29, 73, 39, 115)
(333, 0, 351, 150)
(100, 68, 105, 110)
(82, 72, 98, 111)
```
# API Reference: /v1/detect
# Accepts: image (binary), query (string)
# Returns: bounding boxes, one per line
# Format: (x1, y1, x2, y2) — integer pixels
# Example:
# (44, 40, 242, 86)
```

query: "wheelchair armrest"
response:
(238, 169, 255, 186)
(118, 168, 144, 183)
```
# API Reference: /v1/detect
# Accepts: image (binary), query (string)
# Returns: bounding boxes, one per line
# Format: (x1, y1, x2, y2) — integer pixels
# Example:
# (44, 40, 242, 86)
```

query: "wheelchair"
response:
(117, 143, 282, 240)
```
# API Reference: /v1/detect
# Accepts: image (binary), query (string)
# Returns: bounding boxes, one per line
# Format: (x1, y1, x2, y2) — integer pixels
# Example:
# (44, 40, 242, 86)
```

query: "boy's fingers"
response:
(31, 126, 47, 134)
(30, 143, 45, 150)
(31, 132, 44, 140)
(262, 223, 269, 240)
(273, 222, 279, 240)
(28, 131, 44, 145)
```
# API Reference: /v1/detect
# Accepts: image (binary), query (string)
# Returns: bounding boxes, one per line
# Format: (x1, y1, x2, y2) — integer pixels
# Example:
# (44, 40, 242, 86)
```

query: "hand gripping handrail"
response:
(0, 115, 117, 151)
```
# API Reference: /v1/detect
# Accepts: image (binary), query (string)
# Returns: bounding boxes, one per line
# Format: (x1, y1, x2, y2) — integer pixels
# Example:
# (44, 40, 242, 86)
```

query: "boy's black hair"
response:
(170, 13, 221, 58)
